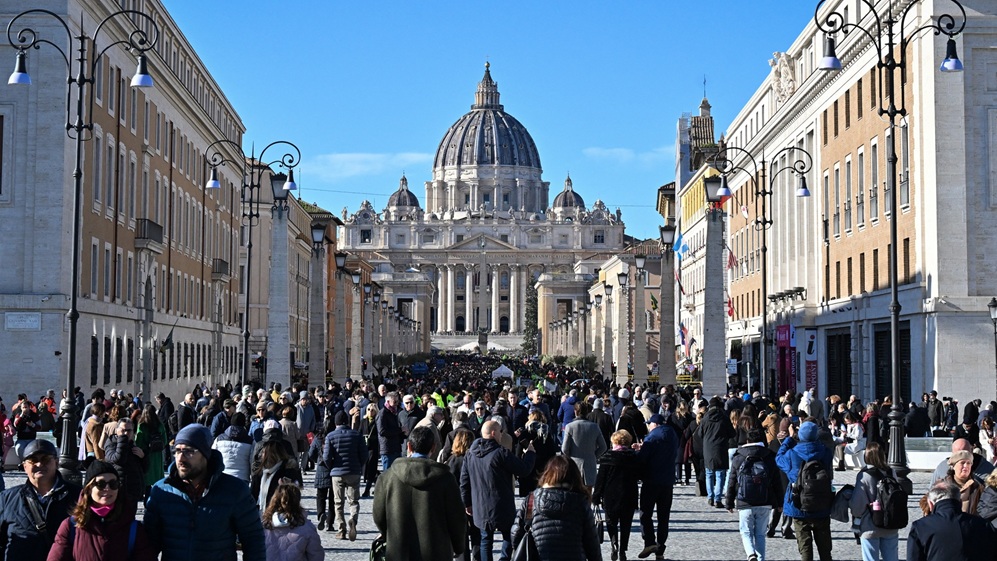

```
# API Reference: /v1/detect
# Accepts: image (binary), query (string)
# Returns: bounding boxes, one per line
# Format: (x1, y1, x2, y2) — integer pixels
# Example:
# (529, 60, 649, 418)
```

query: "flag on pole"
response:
(673, 231, 689, 260)
(159, 320, 178, 354)
(727, 297, 736, 319)
(649, 294, 658, 311)
(727, 246, 738, 270)
(674, 269, 685, 296)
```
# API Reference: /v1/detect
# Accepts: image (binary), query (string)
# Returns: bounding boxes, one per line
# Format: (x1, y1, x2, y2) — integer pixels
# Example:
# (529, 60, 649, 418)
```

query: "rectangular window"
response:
(128, 161, 136, 218)
(835, 261, 841, 299)
(103, 248, 111, 298)
(395, 234, 405, 245)
(870, 69, 876, 108)
(126, 255, 133, 304)
(141, 171, 148, 218)
(94, 56, 103, 102)
(847, 257, 853, 295)
(105, 145, 114, 209)
(833, 166, 841, 236)
(155, 112, 161, 151)
(360, 229, 372, 243)
(822, 110, 828, 145)
(154, 178, 160, 222)
(873, 248, 880, 291)
(143, 101, 149, 141)
(870, 141, 879, 218)
(900, 123, 910, 207)
(127, 338, 134, 383)
(130, 87, 137, 130)
(91, 336, 99, 386)
(844, 159, 852, 231)
(103, 336, 111, 385)
(885, 128, 893, 215)
(90, 244, 98, 296)
(114, 337, 122, 384)
(115, 251, 122, 301)
(594, 230, 605, 244)
(859, 253, 866, 293)
(857, 79, 863, 120)
(857, 150, 865, 226)
(845, 91, 851, 128)
(903, 237, 911, 284)
(455, 234, 464, 243)
(108, 67, 116, 113)
(93, 137, 102, 203)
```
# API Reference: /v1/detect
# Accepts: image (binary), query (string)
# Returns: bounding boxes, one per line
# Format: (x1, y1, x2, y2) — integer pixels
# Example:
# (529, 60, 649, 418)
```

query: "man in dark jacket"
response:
(376, 392, 404, 470)
(905, 402, 932, 438)
(0, 440, 81, 561)
(144, 424, 265, 561)
(324, 411, 368, 541)
(636, 413, 679, 560)
(587, 397, 614, 450)
(373, 426, 467, 561)
(104, 418, 148, 504)
(926, 391, 945, 431)
(776, 421, 834, 561)
(698, 397, 736, 509)
(726, 428, 782, 561)
(461, 420, 536, 561)
(907, 482, 997, 561)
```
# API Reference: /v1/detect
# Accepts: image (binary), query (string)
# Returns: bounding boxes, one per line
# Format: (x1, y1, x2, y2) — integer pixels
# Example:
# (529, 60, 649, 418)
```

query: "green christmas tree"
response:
(521, 282, 539, 355)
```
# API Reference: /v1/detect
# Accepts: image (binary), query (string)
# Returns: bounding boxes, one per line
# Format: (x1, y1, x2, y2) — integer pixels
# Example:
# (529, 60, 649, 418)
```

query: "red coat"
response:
(46, 501, 156, 561)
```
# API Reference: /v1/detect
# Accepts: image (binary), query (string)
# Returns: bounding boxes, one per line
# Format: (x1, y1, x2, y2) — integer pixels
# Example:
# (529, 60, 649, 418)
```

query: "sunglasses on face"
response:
(93, 479, 121, 490)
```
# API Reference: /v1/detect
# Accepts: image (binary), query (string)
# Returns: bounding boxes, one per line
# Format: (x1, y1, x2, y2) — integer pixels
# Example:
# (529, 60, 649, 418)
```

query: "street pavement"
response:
(2, 466, 935, 560)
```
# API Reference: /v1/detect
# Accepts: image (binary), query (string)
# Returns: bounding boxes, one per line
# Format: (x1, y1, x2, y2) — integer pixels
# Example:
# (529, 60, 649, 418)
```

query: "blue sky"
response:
(166, 1, 819, 240)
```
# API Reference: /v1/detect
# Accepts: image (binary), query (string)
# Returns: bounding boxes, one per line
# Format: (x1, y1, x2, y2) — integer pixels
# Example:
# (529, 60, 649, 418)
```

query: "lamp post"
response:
(309, 222, 328, 385)
(362, 282, 372, 376)
(989, 298, 997, 400)
(206, 140, 299, 387)
(372, 291, 381, 360)
(815, 0, 965, 481)
(710, 146, 812, 398)
(6, 8, 158, 481)
(380, 299, 388, 358)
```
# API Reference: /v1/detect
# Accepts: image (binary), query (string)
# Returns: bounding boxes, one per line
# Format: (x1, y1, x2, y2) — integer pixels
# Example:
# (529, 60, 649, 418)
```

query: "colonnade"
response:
(434, 263, 528, 333)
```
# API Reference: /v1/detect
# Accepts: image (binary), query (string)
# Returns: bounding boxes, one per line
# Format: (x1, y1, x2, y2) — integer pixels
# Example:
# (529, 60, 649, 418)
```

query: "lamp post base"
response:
(887, 404, 912, 494)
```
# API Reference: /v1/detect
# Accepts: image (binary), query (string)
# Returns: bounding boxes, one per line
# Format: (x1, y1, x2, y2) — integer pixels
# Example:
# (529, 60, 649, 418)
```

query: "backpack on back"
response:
(792, 458, 834, 513)
(736, 454, 772, 506)
(166, 411, 180, 441)
(869, 469, 909, 529)
(147, 428, 166, 452)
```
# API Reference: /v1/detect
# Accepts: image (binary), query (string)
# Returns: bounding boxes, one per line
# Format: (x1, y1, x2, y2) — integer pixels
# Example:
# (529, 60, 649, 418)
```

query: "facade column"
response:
(350, 286, 362, 380)
(437, 266, 446, 333)
(447, 265, 456, 333)
(616, 281, 630, 386)
(703, 216, 726, 396)
(660, 253, 676, 386)
(491, 265, 501, 332)
(603, 295, 613, 377)
(267, 212, 291, 391)
(363, 297, 372, 376)
(593, 300, 603, 369)
(308, 245, 327, 388)
(509, 265, 519, 332)
(520, 266, 529, 329)
(634, 269, 648, 385)
(333, 274, 347, 378)
(465, 267, 473, 333)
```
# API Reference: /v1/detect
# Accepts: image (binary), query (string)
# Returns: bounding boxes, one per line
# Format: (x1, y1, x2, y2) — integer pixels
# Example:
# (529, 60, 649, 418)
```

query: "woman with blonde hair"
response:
(446, 429, 478, 561)
(358, 402, 379, 498)
(976, 468, 997, 526)
(47, 461, 156, 561)
(262, 482, 324, 561)
(593, 430, 641, 560)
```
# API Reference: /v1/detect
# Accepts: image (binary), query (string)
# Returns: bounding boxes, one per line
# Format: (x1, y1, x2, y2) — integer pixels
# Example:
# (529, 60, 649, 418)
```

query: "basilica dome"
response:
(552, 175, 585, 209)
(433, 63, 542, 171)
(387, 174, 420, 208)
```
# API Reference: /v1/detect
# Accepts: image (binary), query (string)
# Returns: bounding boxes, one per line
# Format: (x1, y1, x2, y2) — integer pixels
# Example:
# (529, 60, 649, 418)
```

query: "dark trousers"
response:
(767, 507, 792, 536)
(639, 482, 674, 548)
(792, 517, 832, 561)
(607, 507, 636, 555)
(315, 486, 330, 519)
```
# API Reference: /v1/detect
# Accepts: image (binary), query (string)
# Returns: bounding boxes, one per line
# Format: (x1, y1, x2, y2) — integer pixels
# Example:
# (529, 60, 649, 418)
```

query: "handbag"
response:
(512, 493, 540, 561)
(594, 505, 605, 544)
(369, 534, 387, 561)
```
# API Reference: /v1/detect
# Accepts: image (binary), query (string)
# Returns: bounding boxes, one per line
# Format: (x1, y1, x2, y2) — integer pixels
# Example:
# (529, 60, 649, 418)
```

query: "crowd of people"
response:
(0, 354, 996, 561)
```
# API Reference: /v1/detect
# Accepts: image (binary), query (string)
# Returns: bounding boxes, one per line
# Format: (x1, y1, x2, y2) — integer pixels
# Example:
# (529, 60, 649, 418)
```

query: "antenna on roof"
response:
(703, 75, 707, 98)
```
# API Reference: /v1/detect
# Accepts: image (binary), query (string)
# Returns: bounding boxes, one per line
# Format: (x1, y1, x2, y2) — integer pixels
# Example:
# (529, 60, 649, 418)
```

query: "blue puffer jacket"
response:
(0, 476, 81, 561)
(323, 425, 368, 477)
(775, 422, 834, 519)
(306, 435, 330, 489)
(638, 424, 680, 486)
(144, 450, 265, 561)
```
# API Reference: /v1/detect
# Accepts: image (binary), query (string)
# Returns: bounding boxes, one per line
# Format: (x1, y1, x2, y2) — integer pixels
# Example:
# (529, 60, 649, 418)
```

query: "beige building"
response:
(0, 0, 245, 401)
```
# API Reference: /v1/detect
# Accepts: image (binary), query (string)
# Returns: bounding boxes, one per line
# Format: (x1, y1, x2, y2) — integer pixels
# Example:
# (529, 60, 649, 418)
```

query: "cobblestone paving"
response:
(2, 467, 934, 560)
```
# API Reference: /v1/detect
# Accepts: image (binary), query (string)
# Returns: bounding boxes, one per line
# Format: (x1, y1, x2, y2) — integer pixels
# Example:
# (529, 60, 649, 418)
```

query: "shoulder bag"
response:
(512, 492, 541, 561)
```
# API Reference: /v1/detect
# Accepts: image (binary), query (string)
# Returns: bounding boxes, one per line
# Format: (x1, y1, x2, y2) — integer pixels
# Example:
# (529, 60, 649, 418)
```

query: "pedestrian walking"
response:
(262, 482, 324, 561)
(593, 430, 641, 561)
(725, 428, 782, 561)
(776, 421, 834, 561)
(635, 413, 679, 560)
(323, 411, 367, 541)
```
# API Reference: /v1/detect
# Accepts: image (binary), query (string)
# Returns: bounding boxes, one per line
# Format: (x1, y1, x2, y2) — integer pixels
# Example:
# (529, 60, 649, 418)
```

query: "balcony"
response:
(212, 258, 231, 283)
(135, 219, 164, 255)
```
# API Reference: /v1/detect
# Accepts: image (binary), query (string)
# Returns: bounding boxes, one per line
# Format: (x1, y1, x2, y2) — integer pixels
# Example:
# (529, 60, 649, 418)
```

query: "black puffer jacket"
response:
(977, 486, 997, 526)
(698, 407, 736, 470)
(592, 449, 640, 515)
(510, 488, 602, 561)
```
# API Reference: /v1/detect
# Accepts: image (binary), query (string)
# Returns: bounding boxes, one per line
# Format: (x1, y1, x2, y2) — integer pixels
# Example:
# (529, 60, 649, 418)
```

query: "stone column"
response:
(333, 274, 347, 378)
(465, 268, 473, 333)
(603, 295, 613, 377)
(593, 301, 603, 369)
(267, 212, 291, 390)
(660, 253, 676, 386)
(447, 265, 456, 333)
(703, 215, 726, 395)
(350, 286, 362, 380)
(634, 268, 648, 385)
(616, 278, 630, 386)
(362, 297, 372, 376)
(491, 266, 500, 332)
(437, 266, 446, 333)
(509, 266, 519, 332)
(308, 245, 327, 388)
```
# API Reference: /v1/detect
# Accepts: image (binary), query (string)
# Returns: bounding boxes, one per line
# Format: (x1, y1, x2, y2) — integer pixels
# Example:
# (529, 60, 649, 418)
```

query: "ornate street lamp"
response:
(6, 7, 158, 481)
(815, 0, 965, 483)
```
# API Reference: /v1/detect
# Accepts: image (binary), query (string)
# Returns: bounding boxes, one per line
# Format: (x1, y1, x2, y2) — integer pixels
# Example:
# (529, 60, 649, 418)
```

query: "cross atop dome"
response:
(473, 61, 503, 110)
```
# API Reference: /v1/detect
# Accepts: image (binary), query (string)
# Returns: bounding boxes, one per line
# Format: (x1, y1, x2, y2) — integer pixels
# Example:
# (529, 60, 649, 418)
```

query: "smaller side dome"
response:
(387, 174, 421, 208)
(552, 174, 585, 209)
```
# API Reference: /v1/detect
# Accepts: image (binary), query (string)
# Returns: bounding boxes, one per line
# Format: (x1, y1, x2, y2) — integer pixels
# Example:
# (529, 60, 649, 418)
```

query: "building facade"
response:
(339, 64, 626, 351)
(714, 0, 997, 405)
(0, 0, 244, 401)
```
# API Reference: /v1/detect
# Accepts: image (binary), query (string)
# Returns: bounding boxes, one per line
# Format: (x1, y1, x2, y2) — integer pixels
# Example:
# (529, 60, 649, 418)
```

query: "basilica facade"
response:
(339, 64, 625, 350)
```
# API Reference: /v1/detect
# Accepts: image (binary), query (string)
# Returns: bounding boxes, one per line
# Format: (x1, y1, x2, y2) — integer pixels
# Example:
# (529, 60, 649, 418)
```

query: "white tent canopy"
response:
(491, 364, 514, 379)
